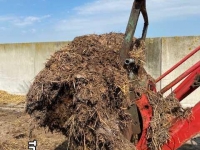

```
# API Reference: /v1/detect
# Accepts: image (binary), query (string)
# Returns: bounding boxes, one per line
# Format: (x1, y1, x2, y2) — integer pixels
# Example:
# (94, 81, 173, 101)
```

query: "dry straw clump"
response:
(0, 90, 25, 105)
(26, 33, 190, 150)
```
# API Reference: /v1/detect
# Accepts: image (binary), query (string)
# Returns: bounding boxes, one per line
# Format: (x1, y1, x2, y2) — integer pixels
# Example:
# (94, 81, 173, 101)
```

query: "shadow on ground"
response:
(54, 141, 68, 150)
(54, 138, 200, 150)
(0, 107, 200, 150)
(178, 137, 200, 150)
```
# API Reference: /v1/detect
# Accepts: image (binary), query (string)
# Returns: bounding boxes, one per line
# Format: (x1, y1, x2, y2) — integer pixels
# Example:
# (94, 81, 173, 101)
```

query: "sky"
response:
(0, 0, 200, 43)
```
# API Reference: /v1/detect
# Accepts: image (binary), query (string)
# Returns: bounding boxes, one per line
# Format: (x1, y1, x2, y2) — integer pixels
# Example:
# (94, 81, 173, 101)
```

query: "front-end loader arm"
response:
(119, 0, 149, 142)
(157, 46, 200, 149)
(136, 45, 200, 150)
(119, 0, 200, 149)
(119, 0, 149, 64)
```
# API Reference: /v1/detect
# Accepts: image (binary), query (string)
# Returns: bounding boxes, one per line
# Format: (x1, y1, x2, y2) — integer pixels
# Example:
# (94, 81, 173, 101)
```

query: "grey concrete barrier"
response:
(0, 42, 69, 94)
(145, 36, 200, 107)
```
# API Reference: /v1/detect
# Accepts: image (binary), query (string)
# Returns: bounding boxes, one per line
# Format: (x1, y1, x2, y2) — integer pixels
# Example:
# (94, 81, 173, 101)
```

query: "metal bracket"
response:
(124, 58, 141, 135)
(127, 104, 141, 134)
(192, 74, 200, 88)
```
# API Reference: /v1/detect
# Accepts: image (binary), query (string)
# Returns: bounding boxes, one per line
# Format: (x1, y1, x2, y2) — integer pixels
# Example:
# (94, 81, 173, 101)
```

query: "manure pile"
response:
(26, 33, 190, 150)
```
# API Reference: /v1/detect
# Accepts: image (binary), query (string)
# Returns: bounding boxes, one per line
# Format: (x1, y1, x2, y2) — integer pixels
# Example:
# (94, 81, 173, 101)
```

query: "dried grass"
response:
(0, 90, 25, 105)
(147, 92, 191, 150)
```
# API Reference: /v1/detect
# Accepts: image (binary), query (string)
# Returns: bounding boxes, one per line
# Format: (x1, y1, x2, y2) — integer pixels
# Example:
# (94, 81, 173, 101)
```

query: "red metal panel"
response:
(160, 61, 200, 94)
(135, 94, 152, 150)
(134, 46, 200, 149)
(162, 102, 200, 150)
(156, 46, 200, 83)
(173, 67, 200, 101)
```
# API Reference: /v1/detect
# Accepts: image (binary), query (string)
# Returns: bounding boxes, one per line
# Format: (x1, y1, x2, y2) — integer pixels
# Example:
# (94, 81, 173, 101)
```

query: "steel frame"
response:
(135, 46, 200, 149)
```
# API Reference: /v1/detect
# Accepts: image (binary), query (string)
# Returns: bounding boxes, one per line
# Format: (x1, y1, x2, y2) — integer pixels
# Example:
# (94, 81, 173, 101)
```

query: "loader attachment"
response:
(135, 46, 200, 149)
(162, 101, 200, 150)
(157, 45, 200, 149)
(119, 0, 149, 141)
(119, 0, 148, 64)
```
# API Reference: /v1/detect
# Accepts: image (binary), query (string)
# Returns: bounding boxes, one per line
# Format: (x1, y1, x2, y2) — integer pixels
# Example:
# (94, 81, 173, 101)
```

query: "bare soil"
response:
(0, 103, 67, 150)
(0, 103, 199, 150)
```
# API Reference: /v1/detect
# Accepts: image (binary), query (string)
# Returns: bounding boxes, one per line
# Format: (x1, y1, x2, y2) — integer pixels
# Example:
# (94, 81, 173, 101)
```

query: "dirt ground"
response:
(0, 93, 199, 150)
(0, 104, 68, 150)
(0, 103, 199, 150)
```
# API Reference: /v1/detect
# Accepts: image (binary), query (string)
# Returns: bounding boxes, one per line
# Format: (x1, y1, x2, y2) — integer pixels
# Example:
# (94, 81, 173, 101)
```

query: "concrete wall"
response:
(0, 42, 69, 94)
(0, 36, 199, 107)
(145, 36, 200, 107)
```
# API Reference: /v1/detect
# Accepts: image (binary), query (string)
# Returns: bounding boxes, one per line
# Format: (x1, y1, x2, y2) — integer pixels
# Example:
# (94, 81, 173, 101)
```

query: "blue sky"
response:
(0, 0, 200, 43)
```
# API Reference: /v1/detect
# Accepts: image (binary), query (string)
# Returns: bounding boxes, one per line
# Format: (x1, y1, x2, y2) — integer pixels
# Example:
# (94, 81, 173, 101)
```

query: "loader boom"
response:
(136, 45, 200, 150)
(159, 46, 200, 149)
(119, 0, 148, 64)
(119, 0, 149, 140)
(119, 1, 200, 149)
